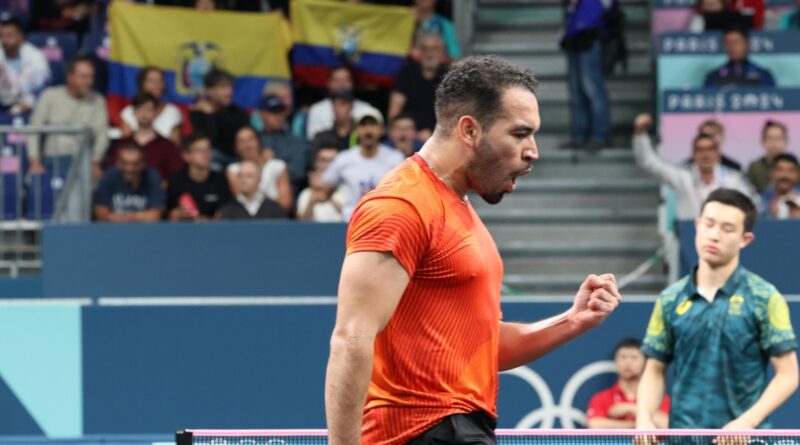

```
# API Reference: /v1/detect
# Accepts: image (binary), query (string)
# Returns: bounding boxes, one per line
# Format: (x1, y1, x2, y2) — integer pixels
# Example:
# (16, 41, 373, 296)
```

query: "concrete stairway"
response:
(461, 0, 666, 296)
(469, 0, 655, 147)
(0, 221, 42, 278)
(471, 140, 666, 295)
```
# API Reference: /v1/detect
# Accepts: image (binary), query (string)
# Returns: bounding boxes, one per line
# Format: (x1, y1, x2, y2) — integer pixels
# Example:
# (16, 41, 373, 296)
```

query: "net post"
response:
(176, 430, 193, 445)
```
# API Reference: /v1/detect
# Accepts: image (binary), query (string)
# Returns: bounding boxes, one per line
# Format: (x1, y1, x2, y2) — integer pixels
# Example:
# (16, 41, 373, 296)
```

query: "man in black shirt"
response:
(388, 32, 448, 141)
(189, 68, 249, 169)
(220, 159, 286, 220)
(166, 133, 231, 221)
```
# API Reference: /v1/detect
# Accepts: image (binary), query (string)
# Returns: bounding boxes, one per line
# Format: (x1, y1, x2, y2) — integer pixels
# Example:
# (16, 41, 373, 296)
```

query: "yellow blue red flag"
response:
(108, 2, 291, 111)
(290, 0, 416, 88)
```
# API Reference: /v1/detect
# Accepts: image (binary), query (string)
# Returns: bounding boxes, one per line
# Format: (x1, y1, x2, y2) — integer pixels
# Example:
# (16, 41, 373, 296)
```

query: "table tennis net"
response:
(176, 429, 800, 445)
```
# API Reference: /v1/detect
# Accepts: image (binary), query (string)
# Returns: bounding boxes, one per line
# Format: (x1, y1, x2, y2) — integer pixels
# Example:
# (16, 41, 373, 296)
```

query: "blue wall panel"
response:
(43, 223, 347, 298)
(78, 302, 800, 434)
(82, 305, 335, 433)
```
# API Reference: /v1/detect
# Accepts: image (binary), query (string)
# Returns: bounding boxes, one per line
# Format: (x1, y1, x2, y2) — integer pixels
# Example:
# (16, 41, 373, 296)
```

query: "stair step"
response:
(492, 52, 652, 78)
(476, 18, 651, 34)
(511, 177, 659, 192)
(475, 5, 651, 28)
(503, 255, 661, 275)
(536, 80, 653, 104)
(473, 28, 651, 46)
(473, 192, 658, 210)
(498, 241, 658, 257)
(486, 222, 660, 244)
(472, 39, 651, 55)
(503, 273, 666, 294)
(478, 0, 650, 6)
(517, 165, 651, 180)
(0, 244, 41, 254)
(478, 207, 658, 224)
(0, 220, 42, 231)
(533, 148, 635, 162)
(531, 106, 649, 132)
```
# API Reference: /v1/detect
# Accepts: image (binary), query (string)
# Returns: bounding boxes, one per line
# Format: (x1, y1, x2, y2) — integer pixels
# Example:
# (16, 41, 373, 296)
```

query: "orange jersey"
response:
(346, 154, 504, 445)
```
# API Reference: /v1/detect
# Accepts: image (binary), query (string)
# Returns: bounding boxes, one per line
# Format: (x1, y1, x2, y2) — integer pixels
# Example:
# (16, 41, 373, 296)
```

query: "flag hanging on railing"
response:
(290, 0, 415, 88)
(108, 2, 292, 111)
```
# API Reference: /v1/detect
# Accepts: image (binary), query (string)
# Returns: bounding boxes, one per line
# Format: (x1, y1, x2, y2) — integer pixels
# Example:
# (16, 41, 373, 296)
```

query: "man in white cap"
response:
(318, 106, 405, 221)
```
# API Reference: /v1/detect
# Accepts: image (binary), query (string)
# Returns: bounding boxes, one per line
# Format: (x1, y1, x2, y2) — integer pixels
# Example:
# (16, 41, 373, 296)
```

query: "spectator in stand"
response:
(189, 68, 249, 169)
(195, 0, 215, 11)
(586, 338, 670, 429)
(386, 112, 423, 157)
(120, 67, 183, 145)
(762, 153, 800, 220)
(0, 17, 51, 114)
(259, 94, 312, 198)
(297, 141, 345, 222)
(79, 0, 112, 95)
(779, 0, 800, 29)
(729, 0, 764, 29)
(388, 32, 448, 142)
(633, 113, 760, 219)
(413, 0, 461, 59)
(32, 0, 91, 35)
(107, 93, 184, 184)
(27, 56, 108, 180)
(311, 89, 356, 152)
(704, 28, 774, 88)
(253, 80, 306, 138)
(748, 120, 790, 193)
(305, 67, 371, 140)
(226, 126, 293, 214)
(560, 0, 611, 150)
(318, 107, 404, 221)
(685, 120, 741, 171)
(94, 142, 164, 223)
(166, 133, 231, 221)
(689, 0, 727, 32)
(220, 159, 287, 220)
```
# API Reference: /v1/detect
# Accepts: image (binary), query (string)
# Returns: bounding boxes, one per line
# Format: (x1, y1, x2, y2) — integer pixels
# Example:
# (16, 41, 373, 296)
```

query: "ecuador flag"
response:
(108, 2, 292, 111)
(291, 0, 416, 88)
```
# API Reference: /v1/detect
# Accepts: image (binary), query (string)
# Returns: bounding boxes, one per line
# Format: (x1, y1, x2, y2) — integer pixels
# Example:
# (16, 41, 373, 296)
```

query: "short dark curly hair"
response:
(434, 55, 538, 136)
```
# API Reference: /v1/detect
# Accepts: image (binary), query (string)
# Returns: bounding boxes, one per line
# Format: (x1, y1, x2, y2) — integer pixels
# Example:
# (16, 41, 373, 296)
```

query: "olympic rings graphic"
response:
(501, 361, 618, 429)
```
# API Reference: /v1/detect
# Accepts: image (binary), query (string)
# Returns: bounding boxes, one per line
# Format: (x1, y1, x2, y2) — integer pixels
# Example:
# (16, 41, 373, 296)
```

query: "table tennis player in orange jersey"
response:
(325, 56, 623, 445)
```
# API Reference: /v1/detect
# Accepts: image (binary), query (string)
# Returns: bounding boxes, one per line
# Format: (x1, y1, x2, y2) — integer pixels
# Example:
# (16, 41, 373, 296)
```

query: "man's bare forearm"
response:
(636, 359, 666, 428)
(498, 311, 582, 371)
(325, 330, 375, 445)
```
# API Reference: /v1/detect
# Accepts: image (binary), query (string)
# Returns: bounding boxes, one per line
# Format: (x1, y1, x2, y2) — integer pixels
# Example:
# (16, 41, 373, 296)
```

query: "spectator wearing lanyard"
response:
(704, 28, 774, 88)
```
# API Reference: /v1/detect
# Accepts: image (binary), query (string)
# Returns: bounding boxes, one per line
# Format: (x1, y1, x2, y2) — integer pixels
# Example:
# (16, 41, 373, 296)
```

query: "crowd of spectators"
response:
(632, 0, 800, 223)
(0, 0, 457, 223)
(633, 114, 800, 221)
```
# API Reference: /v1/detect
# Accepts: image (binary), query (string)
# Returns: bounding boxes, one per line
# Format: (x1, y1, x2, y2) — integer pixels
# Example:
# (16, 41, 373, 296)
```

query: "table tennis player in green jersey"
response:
(636, 188, 799, 430)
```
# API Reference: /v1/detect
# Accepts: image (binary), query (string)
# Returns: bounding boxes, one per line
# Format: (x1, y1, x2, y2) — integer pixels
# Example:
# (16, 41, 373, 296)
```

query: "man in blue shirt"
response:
(560, 0, 611, 150)
(636, 189, 798, 429)
(94, 143, 165, 222)
(259, 94, 311, 197)
(761, 153, 800, 220)
(704, 28, 775, 88)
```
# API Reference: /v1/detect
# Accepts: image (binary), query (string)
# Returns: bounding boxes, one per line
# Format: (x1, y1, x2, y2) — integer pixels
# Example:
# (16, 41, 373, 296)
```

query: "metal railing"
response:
(0, 124, 93, 277)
